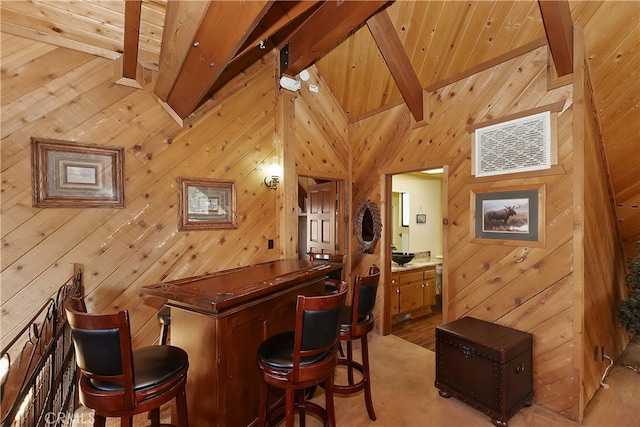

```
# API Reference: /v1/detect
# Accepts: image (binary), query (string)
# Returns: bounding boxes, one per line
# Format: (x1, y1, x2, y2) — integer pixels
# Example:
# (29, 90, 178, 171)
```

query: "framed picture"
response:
(31, 137, 125, 208)
(177, 177, 237, 230)
(470, 184, 545, 247)
(416, 213, 426, 224)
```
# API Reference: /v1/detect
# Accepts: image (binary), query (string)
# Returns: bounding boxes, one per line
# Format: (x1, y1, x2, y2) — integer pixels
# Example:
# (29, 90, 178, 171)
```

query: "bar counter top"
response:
(141, 258, 339, 314)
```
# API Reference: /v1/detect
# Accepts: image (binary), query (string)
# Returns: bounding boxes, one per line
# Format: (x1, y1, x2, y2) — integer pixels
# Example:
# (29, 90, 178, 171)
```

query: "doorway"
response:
(388, 169, 445, 352)
(297, 177, 345, 260)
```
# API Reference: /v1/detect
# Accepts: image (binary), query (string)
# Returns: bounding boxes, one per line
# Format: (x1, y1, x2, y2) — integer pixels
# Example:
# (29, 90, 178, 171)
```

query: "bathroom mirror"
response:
(354, 200, 382, 254)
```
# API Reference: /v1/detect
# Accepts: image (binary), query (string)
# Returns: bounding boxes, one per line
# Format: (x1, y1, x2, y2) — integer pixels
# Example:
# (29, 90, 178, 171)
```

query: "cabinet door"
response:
(390, 274, 400, 316)
(422, 279, 436, 308)
(399, 281, 423, 312)
(423, 269, 436, 307)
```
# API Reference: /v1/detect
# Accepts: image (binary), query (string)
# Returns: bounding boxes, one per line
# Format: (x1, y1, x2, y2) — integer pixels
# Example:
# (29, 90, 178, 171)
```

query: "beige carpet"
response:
(315, 333, 574, 427)
(74, 333, 639, 426)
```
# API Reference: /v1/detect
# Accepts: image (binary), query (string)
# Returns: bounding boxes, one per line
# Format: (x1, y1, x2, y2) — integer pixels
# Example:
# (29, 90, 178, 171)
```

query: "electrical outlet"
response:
(268, 239, 274, 249)
(601, 346, 605, 361)
(594, 345, 599, 361)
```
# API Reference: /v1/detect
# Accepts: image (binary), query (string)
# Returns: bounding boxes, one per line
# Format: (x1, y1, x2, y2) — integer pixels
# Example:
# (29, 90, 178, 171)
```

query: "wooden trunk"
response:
(434, 317, 533, 427)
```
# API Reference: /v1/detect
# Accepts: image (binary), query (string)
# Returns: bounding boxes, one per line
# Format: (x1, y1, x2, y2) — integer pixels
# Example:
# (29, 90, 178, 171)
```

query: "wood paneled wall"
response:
(1, 34, 282, 348)
(294, 69, 349, 180)
(348, 40, 627, 421)
(1, 29, 629, 423)
(576, 28, 630, 417)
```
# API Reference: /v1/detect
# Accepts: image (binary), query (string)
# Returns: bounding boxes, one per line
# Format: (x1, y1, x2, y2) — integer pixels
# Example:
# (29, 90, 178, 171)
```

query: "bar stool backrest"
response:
(350, 265, 380, 335)
(65, 296, 136, 406)
(293, 288, 347, 383)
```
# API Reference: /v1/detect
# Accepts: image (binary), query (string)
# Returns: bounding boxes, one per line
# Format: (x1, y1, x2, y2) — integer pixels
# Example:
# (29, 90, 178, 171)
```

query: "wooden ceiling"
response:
(1, 0, 638, 260)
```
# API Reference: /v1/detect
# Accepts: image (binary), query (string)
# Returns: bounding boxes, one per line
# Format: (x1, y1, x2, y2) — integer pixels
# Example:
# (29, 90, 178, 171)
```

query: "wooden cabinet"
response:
(391, 265, 437, 323)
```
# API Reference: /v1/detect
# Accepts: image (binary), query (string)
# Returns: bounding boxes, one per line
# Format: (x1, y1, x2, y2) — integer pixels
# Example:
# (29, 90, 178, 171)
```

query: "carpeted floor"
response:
(74, 333, 640, 427)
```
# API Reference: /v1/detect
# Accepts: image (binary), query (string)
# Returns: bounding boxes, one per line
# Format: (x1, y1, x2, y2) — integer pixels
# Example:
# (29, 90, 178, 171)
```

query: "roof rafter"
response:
(154, 0, 210, 102)
(123, 0, 142, 79)
(281, 0, 391, 77)
(538, 0, 574, 76)
(367, 9, 424, 122)
(162, 1, 273, 119)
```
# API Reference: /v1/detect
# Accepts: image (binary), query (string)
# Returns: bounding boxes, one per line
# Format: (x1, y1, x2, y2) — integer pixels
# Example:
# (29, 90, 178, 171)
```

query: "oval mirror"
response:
(354, 201, 382, 254)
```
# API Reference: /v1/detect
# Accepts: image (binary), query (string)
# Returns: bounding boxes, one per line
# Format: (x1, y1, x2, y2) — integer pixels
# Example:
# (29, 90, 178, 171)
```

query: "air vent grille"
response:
(474, 112, 551, 177)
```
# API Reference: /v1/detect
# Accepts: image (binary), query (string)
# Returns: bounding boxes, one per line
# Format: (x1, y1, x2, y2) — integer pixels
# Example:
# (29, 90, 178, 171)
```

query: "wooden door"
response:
(307, 182, 337, 254)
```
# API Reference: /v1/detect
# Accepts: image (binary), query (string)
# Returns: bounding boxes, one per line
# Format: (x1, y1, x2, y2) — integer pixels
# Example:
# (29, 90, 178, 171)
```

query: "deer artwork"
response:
(485, 205, 518, 226)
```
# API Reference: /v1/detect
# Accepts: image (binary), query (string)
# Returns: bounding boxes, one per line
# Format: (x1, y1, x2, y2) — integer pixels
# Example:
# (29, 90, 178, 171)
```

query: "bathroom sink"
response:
(392, 252, 415, 265)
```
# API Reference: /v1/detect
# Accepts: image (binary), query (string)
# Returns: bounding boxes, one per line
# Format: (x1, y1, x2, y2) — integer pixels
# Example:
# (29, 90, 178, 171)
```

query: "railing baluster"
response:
(1, 267, 83, 427)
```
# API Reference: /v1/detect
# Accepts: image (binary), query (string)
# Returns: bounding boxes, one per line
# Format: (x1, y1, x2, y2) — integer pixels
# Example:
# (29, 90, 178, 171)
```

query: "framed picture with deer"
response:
(470, 184, 546, 247)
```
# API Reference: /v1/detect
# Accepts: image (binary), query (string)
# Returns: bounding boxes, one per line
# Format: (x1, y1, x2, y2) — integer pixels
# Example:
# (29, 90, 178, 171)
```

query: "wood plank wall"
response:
(347, 43, 626, 421)
(1, 31, 629, 423)
(294, 69, 349, 180)
(576, 27, 630, 418)
(1, 34, 282, 349)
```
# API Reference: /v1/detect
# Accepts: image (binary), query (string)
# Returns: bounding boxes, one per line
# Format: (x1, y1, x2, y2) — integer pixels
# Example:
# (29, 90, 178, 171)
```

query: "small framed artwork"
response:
(416, 213, 426, 224)
(470, 184, 545, 247)
(177, 177, 237, 230)
(30, 137, 125, 208)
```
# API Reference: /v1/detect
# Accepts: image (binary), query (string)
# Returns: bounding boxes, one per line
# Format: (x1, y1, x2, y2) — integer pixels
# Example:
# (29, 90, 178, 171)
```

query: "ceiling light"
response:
(423, 168, 444, 174)
(279, 76, 300, 92)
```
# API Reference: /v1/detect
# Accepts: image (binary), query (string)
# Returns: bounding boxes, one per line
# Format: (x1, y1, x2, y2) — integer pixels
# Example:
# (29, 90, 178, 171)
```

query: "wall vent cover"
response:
(474, 111, 551, 177)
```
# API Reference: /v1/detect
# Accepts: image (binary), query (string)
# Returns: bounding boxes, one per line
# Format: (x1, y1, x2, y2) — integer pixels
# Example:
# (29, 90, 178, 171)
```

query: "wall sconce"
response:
(264, 157, 282, 190)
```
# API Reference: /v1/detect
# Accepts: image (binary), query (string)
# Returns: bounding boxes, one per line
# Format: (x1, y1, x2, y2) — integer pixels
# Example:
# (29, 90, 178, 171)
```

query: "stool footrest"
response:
(268, 398, 328, 424)
(333, 358, 366, 394)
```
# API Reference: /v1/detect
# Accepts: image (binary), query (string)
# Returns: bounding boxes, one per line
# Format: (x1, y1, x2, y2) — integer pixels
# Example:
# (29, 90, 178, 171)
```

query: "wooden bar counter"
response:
(140, 259, 339, 426)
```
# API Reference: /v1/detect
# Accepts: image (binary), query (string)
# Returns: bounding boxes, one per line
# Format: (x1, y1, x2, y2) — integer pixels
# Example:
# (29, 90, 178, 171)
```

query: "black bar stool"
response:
(65, 297, 189, 427)
(309, 252, 345, 294)
(257, 287, 347, 427)
(333, 264, 380, 420)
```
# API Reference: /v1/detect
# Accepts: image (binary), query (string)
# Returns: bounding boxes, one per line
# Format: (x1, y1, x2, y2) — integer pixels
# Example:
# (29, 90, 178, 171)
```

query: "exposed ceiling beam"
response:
(281, 0, 391, 77)
(538, 0, 574, 76)
(154, 0, 209, 102)
(367, 9, 423, 122)
(163, 1, 274, 119)
(123, 0, 142, 79)
(236, 1, 322, 59)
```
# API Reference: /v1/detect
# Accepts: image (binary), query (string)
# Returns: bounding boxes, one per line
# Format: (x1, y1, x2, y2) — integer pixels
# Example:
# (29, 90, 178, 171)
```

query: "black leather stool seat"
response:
(258, 332, 330, 369)
(338, 307, 371, 329)
(90, 346, 188, 392)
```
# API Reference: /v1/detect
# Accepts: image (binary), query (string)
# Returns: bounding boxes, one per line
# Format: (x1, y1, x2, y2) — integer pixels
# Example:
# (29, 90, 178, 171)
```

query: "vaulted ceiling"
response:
(1, 0, 638, 260)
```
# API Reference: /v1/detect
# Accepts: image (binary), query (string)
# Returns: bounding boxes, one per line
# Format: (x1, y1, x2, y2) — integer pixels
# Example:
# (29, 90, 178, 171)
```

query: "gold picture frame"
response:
(30, 137, 125, 208)
(470, 184, 546, 247)
(177, 177, 237, 230)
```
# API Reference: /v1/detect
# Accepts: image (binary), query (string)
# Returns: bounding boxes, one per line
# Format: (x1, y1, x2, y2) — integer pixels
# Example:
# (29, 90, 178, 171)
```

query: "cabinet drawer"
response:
(399, 270, 424, 283)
